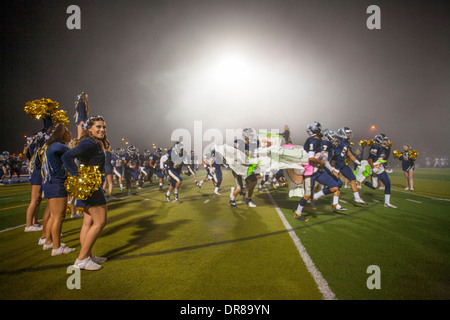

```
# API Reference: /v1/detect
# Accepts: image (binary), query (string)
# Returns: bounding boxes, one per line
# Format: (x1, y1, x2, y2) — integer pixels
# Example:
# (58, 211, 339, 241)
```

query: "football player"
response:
(365, 134, 397, 208)
(124, 145, 140, 195)
(294, 122, 341, 221)
(198, 147, 223, 195)
(332, 127, 367, 205)
(149, 148, 164, 190)
(164, 142, 184, 201)
(112, 148, 125, 190)
(229, 128, 260, 208)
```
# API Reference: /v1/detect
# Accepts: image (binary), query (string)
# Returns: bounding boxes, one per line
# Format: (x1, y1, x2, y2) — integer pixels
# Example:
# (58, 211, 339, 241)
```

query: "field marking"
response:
(0, 204, 29, 211)
(203, 199, 210, 204)
(406, 199, 422, 204)
(392, 188, 450, 202)
(265, 187, 337, 300)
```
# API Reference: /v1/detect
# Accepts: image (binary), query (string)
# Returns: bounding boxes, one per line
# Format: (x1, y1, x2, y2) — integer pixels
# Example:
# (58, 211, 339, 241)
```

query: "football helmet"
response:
(242, 128, 256, 141)
(337, 127, 353, 140)
(306, 122, 322, 137)
(374, 134, 389, 147)
(127, 145, 138, 156)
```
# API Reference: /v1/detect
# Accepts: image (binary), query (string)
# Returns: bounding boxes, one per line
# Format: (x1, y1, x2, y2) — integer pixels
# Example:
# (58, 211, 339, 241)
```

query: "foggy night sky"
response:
(1, 0, 449, 159)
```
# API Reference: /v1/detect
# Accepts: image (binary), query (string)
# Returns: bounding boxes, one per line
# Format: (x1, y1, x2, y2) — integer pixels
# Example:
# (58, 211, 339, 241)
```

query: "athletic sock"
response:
(333, 196, 339, 205)
(314, 190, 325, 200)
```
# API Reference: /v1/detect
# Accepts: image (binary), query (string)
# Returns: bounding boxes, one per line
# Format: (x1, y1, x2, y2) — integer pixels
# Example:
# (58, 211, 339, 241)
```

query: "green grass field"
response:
(0, 168, 449, 300)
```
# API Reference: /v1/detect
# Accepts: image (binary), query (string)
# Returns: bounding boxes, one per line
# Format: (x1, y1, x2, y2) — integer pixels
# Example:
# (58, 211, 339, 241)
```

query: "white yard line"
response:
(265, 187, 337, 300)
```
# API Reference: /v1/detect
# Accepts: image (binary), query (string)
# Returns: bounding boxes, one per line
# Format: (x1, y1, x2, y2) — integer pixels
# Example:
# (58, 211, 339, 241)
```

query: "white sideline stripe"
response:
(392, 188, 450, 202)
(406, 199, 422, 203)
(265, 187, 337, 300)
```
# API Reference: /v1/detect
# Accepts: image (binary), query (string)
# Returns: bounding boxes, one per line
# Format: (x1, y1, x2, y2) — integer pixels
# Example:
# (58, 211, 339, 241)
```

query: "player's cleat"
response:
(166, 195, 171, 202)
(229, 200, 237, 208)
(294, 211, 309, 221)
(354, 198, 368, 205)
(246, 200, 257, 208)
(332, 204, 347, 211)
(310, 200, 317, 210)
(174, 194, 179, 201)
(384, 203, 397, 208)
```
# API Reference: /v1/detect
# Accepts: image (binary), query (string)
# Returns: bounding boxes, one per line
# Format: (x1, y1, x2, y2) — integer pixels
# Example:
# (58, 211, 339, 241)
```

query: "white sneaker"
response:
(332, 204, 347, 211)
(247, 201, 257, 208)
(43, 242, 66, 250)
(73, 257, 102, 271)
(91, 255, 107, 264)
(214, 190, 221, 195)
(51, 245, 76, 256)
(354, 198, 368, 205)
(38, 237, 46, 245)
(404, 187, 410, 190)
(71, 212, 83, 219)
(384, 203, 397, 208)
(24, 225, 42, 232)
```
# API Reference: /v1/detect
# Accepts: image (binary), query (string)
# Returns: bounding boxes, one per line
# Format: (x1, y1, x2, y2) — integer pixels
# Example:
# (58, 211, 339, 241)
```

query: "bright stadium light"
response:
(207, 51, 253, 86)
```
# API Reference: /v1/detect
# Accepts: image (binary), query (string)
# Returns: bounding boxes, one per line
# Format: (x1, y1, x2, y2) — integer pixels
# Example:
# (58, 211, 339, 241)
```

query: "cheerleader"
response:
(74, 92, 89, 139)
(103, 146, 115, 199)
(24, 130, 48, 233)
(41, 124, 76, 256)
(398, 144, 416, 191)
(62, 115, 109, 271)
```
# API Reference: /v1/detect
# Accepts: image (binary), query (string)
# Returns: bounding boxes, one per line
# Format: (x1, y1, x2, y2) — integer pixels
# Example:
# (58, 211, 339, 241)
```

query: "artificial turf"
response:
(0, 168, 449, 300)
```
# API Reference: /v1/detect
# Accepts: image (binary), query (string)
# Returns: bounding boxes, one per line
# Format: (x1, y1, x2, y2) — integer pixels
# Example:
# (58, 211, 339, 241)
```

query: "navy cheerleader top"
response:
(46, 142, 70, 180)
(62, 137, 105, 176)
(75, 101, 88, 125)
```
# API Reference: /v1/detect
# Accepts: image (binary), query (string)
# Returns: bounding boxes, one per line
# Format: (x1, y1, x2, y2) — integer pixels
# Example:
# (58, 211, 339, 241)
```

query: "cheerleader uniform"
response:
(27, 143, 43, 187)
(399, 152, 415, 172)
(75, 101, 87, 126)
(62, 137, 106, 207)
(42, 142, 70, 199)
(104, 150, 113, 176)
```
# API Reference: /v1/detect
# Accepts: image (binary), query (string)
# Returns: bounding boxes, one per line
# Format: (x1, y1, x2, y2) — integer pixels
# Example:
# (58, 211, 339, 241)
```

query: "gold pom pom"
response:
(359, 140, 368, 147)
(24, 98, 69, 126)
(409, 149, 418, 161)
(387, 140, 393, 148)
(367, 139, 375, 146)
(393, 150, 401, 159)
(349, 141, 354, 147)
(64, 165, 104, 200)
(51, 109, 70, 127)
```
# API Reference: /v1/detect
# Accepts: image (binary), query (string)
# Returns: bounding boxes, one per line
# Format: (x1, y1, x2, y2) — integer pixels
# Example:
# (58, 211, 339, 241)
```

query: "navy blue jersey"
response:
(320, 140, 334, 162)
(111, 153, 125, 168)
(166, 149, 183, 172)
(368, 145, 387, 163)
(124, 153, 140, 169)
(304, 136, 322, 156)
(149, 153, 162, 171)
(334, 138, 352, 170)
(62, 138, 106, 176)
(234, 138, 260, 158)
